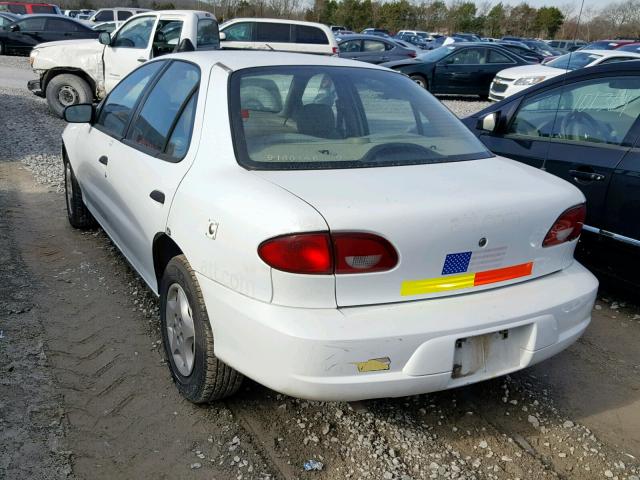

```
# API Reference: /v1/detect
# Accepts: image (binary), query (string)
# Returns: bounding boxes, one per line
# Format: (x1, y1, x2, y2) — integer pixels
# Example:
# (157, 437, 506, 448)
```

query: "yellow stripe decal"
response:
(400, 273, 475, 296)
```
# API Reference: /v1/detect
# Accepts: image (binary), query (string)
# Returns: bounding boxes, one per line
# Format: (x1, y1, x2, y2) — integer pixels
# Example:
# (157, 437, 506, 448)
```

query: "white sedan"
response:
(61, 51, 598, 402)
(489, 49, 640, 101)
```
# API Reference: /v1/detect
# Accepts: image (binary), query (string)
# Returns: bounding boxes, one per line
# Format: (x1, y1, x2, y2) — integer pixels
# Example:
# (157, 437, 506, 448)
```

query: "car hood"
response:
(496, 64, 566, 80)
(34, 38, 103, 51)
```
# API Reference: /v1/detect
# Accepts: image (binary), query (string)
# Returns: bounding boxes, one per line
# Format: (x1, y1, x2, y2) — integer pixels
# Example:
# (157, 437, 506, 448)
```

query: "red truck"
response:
(0, 2, 61, 14)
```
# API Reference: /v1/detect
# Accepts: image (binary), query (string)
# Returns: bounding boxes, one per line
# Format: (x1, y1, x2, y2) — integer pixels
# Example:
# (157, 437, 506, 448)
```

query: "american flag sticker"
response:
(441, 246, 507, 275)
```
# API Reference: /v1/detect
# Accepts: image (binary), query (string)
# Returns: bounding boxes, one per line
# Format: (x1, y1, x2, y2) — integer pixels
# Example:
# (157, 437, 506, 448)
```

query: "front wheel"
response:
(409, 74, 428, 89)
(160, 255, 243, 403)
(45, 73, 93, 118)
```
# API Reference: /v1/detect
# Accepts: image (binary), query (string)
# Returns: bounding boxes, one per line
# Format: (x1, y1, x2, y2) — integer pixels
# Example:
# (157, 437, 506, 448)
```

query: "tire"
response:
(45, 73, 93, 118)
(409, 73, 428, 89)
(160, 255, 243, 403)
(64, 158, 96, 229)
(0, 42, 5, 56)
(479, 93, 490, 101)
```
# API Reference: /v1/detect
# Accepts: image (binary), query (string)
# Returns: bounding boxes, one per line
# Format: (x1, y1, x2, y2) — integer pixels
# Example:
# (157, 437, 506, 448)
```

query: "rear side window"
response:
(256, 22, 290, 43)
(32, 5, 56, 13)
(117, 10, 132, 20)
(8, 4, 26, 13)
(96, 61, 164, 138)
(197, 18, 219, 49)
(363, 40, 386, 52)
(127, 61, 200, 159)
(294, 25, 327, 44)
(488, 49, 513, 64)
(230, 66, 491, 170)
(94, 10, 113, 22)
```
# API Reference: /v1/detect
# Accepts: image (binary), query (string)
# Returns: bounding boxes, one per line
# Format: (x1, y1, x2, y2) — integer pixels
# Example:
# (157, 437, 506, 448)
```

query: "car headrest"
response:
(297, 103, 335, 138)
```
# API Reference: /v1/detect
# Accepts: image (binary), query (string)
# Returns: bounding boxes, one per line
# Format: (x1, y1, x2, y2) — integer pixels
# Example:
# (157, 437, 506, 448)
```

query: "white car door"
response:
(103, 15, 157, 92)
(81, 60, 166, 240)
(102, 59, 202, 290)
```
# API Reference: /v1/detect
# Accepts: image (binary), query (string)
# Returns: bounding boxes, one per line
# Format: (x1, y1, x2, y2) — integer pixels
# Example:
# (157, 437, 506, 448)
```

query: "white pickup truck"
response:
(28, 10, 219, 116)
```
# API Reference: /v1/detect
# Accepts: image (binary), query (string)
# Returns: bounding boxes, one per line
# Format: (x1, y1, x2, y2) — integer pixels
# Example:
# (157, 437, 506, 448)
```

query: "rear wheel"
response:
(160, 255, 243, 403)
(409, 73, 428, 89)
(64, 158, 96, 229)
(45, 73, 93, 118)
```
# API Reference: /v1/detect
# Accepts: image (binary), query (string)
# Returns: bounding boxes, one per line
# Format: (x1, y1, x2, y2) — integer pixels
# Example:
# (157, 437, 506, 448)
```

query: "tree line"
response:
(60, 0, 640, 41)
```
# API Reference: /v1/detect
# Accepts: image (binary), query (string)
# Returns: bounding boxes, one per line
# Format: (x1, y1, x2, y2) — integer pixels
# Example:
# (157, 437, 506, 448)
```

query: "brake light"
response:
(408, 50, 417, 58)
(258, 232, 398, 274)
(332, 46, 339, 55)
(542, 204, 586, 247)
(332, 233, 398, 274)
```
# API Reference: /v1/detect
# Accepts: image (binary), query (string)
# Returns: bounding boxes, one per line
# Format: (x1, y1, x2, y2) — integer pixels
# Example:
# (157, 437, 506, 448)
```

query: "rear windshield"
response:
(229, 66, 492, 170)
(547, 52, 602, 70)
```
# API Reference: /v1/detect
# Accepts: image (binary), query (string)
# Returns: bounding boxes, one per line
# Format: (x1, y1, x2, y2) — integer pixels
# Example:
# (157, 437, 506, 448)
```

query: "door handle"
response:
(569, 169, 605, 182)
(98, 155, 108, 165)
(137, 57, 147, 63)
(149, 190, 165, 204)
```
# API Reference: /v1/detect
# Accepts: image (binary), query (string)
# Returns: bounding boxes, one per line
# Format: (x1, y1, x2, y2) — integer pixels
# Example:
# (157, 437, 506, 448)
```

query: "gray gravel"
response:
(441, 96, 492, 118)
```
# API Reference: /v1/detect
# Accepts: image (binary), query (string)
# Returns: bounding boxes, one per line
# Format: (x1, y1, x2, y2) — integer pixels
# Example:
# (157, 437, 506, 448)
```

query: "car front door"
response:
(104, 60, 201, 288)
(542, 75, 640, 231)
(76, 60, 166, 236)
(103, 15, 157, 92)
(433, 47, 486, 94)
(338, 39, 363, 60)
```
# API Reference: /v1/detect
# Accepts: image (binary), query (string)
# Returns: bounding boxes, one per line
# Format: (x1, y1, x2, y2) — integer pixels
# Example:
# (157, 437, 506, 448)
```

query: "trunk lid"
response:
(255, 157, 584, 307)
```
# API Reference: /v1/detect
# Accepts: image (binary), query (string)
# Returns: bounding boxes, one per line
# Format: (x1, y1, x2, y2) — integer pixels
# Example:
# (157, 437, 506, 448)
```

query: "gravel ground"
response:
(1, 55, 639, 480)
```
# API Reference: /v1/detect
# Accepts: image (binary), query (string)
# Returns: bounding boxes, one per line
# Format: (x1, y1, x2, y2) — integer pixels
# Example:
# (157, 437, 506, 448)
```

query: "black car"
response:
(381, 43, 530, 98)
(0, 12, 18, 28)
(496, 41, 544, 63)
(0, 14, 98, 55)
(462, 62, 640, 285)
(337, 34, 416, 64)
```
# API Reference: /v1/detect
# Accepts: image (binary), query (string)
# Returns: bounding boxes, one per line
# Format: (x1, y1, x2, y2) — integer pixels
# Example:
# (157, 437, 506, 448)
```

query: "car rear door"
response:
(484, 48, 518, 93)
(542, 75, 640, 230)
(359, 39, 390, 63)
(104, 60, 201, 289)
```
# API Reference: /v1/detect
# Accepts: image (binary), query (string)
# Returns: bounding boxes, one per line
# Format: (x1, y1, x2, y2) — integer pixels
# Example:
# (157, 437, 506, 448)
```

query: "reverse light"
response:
(542, 204, 586, 247)
(258, 232, 398, 275)
(514, 76, 546, 86)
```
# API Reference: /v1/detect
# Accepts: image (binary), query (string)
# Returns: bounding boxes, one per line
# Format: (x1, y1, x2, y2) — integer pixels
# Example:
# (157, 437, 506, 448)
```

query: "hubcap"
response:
(165, 283, 196, 377)
(412, 77, 425, 88)
(65, 163, 73, 215)
(58, 85, 79, 107)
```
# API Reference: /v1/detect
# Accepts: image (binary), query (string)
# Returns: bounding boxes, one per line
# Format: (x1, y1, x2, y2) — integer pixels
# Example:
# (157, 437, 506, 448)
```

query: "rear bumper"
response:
(198, 261, 598, 401)
(27, 78, 44, 97)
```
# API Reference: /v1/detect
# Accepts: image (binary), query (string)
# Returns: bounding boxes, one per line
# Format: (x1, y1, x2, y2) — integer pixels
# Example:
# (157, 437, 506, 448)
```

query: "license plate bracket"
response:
(452, 328, 520, 379)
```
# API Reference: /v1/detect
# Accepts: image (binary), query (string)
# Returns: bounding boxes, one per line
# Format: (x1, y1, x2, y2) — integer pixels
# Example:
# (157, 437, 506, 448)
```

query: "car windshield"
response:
(229, 66, 491, 170)
(584, 41, 619, 50)
(417, 45, 454, 61)
(546, 52, 602, 70)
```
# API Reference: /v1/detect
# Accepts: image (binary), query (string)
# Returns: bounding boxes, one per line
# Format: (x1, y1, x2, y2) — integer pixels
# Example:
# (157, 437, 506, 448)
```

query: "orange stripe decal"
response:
(474, 262, 533, 286)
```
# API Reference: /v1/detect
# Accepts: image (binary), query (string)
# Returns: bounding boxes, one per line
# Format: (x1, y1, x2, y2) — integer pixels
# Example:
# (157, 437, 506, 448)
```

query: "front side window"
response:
(18, 17, 46, 30)
(127, 61, 199, 156)
(96, 61, 164, 138)
(197, 18, 219, 49)
(112, 16, 155, 48)
(256, 22, 290, 42)
(363, 40, 385, 52)
(94, 10, 113, 22)
(117, 10, 132, 20)
(223, 21, 252, 41)
(230, 66, 491, 170)
(339, 40, 361, 53)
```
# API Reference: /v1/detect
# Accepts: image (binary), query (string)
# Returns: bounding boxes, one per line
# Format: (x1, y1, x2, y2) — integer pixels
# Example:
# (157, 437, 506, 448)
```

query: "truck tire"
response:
(160, 255, 243, 403)
(45, 73, 93, 118)
(64, 157, 96, 229)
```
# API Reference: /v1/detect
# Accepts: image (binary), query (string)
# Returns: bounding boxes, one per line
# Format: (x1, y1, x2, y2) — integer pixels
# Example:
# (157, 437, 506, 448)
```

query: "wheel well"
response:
(43, 68, 97, 100)
(153, 233, 183, 285)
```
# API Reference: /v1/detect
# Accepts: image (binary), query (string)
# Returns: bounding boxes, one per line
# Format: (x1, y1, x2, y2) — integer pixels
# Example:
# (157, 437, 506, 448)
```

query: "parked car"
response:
(219, 18, 338, 55)
(395, 33, 429, 49)
(397, 29, 431, 40)
(381, 43, 529, 98)
(0, 1, 60, 14)
(489, 49, 640, 101)
(579, 40, 637, 50)
(547, 39, 586, 52)
(463, 61, 640, 286)
(425, 34, 469, 49)
(616, 42, 640, 53)
(0, 11, 18, 28)
(0, 14, 98, 55)
(454, 32, 481, 42)
(61, 50, 597, 402)
(28, 10, 219, 116)
(519, 39, 563, 57)
(336, 34, 415, 63)
(360, 27, 389, 37)
(85, 8, 150, 24)
(330, 24, 346, 32)
(393, 38, 421, 52)
(496, 41, 544, 63)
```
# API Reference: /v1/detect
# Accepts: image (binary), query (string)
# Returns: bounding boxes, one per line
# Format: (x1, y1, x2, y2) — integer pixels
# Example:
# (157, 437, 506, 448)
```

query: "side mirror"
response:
(98, 31, 111, 45)
(176, 38, 195, 52)
(63, 104, 95, 123)
(10, 24, 20, 32)
(219, 31, 226, 41)
(478, 112, 499, 132)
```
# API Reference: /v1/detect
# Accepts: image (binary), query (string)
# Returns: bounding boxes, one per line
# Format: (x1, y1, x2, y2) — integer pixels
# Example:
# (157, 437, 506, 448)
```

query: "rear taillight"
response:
(332, 46, 339, 55)
(258, 232, 398, 275)
(408, 50, 417, 58)
(542, 204, 586, 247)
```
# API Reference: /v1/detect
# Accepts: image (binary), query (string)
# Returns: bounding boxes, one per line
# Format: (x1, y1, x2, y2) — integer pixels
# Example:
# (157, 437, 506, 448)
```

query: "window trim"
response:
(120, 59, 201, 163)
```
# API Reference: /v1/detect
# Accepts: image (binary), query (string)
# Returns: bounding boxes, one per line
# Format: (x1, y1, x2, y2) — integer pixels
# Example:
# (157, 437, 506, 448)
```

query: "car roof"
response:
(161, 50, 391, 72)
